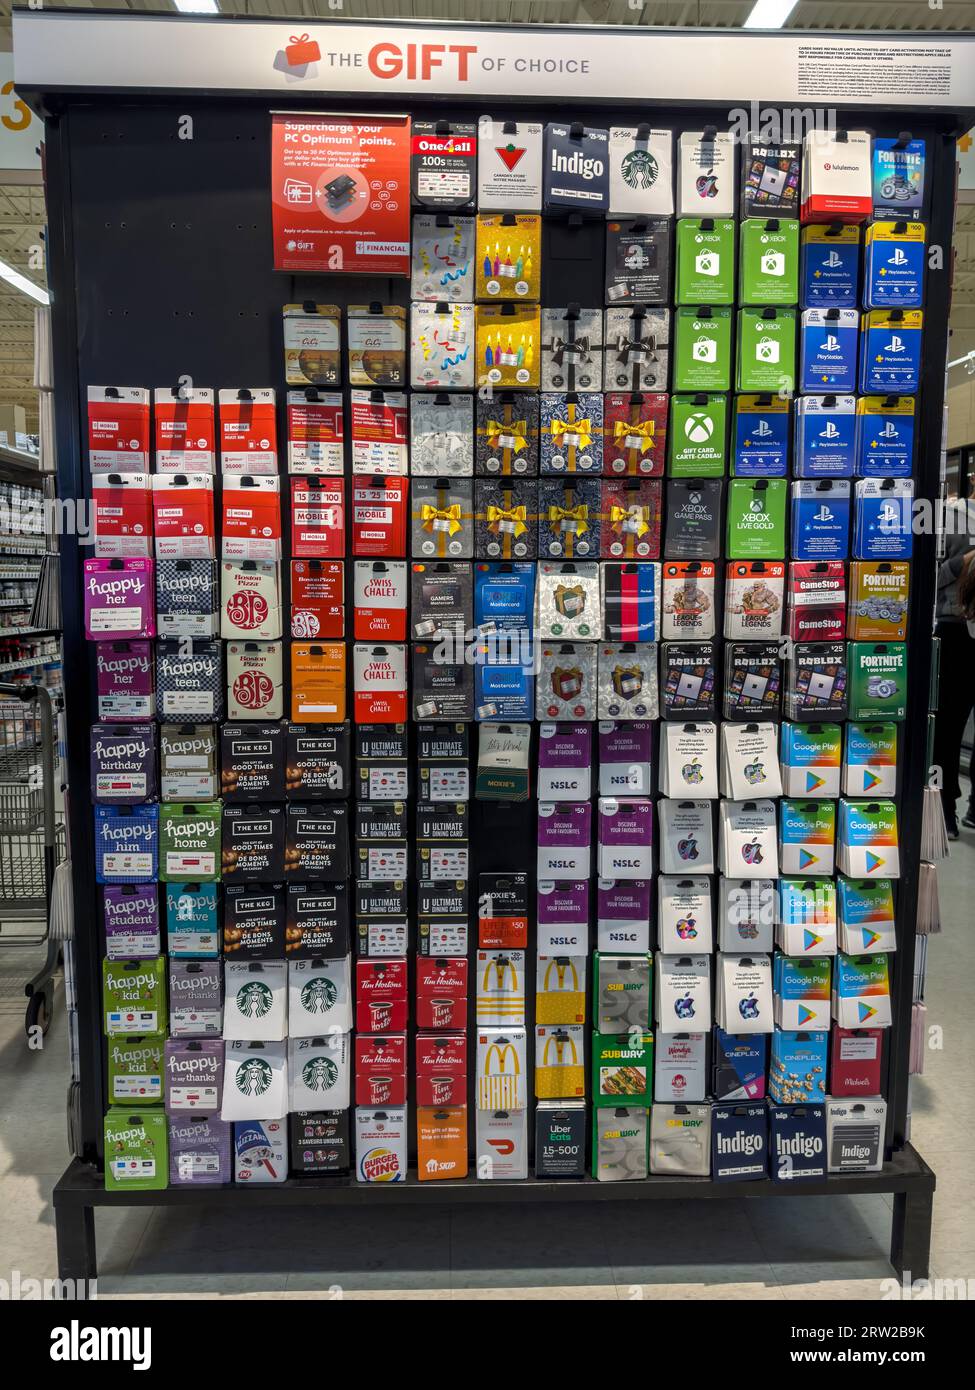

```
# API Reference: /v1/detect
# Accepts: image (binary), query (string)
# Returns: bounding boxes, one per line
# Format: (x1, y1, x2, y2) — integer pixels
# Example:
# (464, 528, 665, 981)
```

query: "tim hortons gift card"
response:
(416, 1033, 468, 1106)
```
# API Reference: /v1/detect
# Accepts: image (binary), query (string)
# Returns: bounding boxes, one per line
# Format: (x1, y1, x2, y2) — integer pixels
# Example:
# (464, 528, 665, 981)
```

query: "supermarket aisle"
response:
(0, 827, 972, 1301)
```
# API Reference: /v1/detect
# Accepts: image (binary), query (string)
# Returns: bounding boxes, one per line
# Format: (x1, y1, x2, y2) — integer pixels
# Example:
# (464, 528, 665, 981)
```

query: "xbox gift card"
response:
(669, 394, 728, 477)
(673, 308, 733, 392)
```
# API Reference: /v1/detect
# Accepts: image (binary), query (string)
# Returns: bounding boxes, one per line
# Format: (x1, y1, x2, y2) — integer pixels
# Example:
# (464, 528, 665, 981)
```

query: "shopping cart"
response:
(0, 682, 63, 1036)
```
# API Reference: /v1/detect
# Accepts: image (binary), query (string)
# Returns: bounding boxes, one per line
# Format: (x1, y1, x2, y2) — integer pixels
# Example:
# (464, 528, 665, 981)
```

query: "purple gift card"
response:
(164, 1038, 225, 1116)
(96, 641, 155, 721)
(84, 557, 155, 641)
(536, 879, 590, 953)
(168, 959, 223, 1038)
(537, 801, 592, 880)
(597, 878, 652, 951)
(537, 723, 592, 801)
(90, 723, 157, 804)
(103, 884, 161, 959)
(598, 720, 652, 796)
(168, 1114, 232, 1184)
(597, 798, 654, 879)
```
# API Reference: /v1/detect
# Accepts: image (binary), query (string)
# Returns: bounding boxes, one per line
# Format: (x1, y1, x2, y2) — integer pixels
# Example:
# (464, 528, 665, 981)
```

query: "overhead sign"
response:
(12, 14, 975, 113)
(271, 112, 410, 276)
(0, 52, 42, 171)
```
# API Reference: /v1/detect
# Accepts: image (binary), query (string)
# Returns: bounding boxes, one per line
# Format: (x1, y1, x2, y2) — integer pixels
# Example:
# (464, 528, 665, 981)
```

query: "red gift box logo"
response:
(285, 33, 321, 67)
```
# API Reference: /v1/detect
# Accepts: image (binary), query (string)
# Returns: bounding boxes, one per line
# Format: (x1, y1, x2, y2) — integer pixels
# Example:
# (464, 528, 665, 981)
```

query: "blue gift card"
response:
(768, 1102, 827, 1181)
(800, 308, 858, 392)
(733, 395, 789, 477)
(711, 1103, 768, 1181)
(864, 224, 925, 309)
(768, 1029, 828, 1105)
(791, 480, 851, 561)
(793, 396, 856, 478)
(475, 658, 534, 721)
(872, 138, 927, 220)
(800, 226, 859, 310)
(474, 562, 535, 633)
(853, 480, 914, 560)
(855, 398, 915, 478)
(94, 803, 159, 884)
(712, 1028, 767, 1101)
(859, 312, 922, 394)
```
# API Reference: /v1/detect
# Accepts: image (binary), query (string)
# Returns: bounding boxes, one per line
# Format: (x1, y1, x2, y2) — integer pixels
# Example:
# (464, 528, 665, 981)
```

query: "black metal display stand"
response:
(17, 11, 971, 1294)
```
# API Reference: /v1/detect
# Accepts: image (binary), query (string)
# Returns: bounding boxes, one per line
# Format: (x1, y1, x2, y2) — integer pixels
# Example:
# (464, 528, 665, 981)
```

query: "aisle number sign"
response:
(270, 111, 410, 277)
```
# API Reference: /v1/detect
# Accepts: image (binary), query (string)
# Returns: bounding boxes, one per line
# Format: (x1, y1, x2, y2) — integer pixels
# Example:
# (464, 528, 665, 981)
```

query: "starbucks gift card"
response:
(409, 394, 474, 476)
(537, 561, 600, 640)
(475, 392, 539, 476)
(720, 721, 782, 800)
(288, 1034, 351, 1111)
(540, 392, 604, 474)
(537, 641, 597, 721)
(603, 307, 670, 392)
(657, 799, 714, 875)
(608, 127, 674, 216)
(603, 392, 667, 476)
(655, 954, 711, 1036)
(673, 306, 732, 391)
(597, 642, 659, 720)
(657, 876, 713, 953)
(600, 478, 662, 561)
(410, 302, 475, 390)
(659, 721, 719, 799)
(288, 957, 352, 1036)
(718, 799, 779, 880)
(220, 1042, 287, 1123)
(541, 309, 604, 393)
(605, 218, 671, 305)
(661, 560, 715, 640)
(222, 961, 288, 1043)
(411, 214, 476, 301)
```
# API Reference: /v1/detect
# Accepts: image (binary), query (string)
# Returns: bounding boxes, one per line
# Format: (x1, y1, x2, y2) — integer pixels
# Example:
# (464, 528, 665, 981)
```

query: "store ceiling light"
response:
(742, 0, 798, 28)
(0, 258, 49, 305)
(173, 1, 220, 14)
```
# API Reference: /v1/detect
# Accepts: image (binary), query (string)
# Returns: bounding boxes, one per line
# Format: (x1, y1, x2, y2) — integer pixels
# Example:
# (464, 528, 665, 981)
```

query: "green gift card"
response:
(103, 956, 167, 1037)
(104, 1107, 169, 1191)
(592, 1032, 654, 1108)
(668, 393, 728, 476)
(736, 307, 796, 393)
(675, 218, 736, 304)
(847, 642, 908, 720)
(739, 218, 799, 305)
(107, 1036, 164, 1106)
(159, 801, 222, 883)
(726, 478, 788, 559)
(674, 307, 732, 391)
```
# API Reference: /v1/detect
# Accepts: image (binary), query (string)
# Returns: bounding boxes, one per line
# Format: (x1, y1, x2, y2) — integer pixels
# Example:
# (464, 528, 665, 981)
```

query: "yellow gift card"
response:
(475, 213, 542, 302)
(476, 304, 541, 390)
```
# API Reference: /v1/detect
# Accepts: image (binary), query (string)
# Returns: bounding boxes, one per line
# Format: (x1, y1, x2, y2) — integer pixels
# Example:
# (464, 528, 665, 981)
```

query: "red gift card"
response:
(829, 1026, 884, 1097)
(151, 474, 215, 559)
(416, 1032, 467, 1106)
(350, 390, 409, 476)
(603, 393, 668, 477)
(153, 387, 216, 472)
(352, 477, 408, 558)
(353, 561, 408, 641)
(87, 387, 150, 471)
(355, 1033, 408, 1107)
(218, 388, 278, 474)
(91, 473, 153, 558)
(355, 958, 409, 1032)
(287, 390, 344, 474)
(291, 559, 344, 639)
(353, 643, 408, 724)
(417, 957, 468, 1001)
(787, 561, 846, 642)
(222, 476, 282, 562)
(599, 477, 663, 560)
(291, 477, 345, 559)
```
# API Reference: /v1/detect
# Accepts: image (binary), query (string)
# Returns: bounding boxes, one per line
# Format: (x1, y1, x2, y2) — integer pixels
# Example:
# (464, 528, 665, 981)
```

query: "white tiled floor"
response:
(1, 815, 972, 1300)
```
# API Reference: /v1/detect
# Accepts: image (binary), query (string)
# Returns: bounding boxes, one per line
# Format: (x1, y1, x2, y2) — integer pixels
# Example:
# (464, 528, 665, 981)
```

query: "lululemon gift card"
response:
(477, 116, 543, 211)
(657, 876, 713, 953)
(409, 394, 474, 477)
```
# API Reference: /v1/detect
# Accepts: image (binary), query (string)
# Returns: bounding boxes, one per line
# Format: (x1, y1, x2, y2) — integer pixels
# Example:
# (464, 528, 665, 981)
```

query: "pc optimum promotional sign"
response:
(271, 112, 411, 276)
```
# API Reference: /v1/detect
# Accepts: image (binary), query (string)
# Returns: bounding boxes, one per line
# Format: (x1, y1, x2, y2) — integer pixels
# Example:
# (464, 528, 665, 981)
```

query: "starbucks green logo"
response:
(237, 980, 273, 1019)
(302, 1054, 338, 1093)
(684, 412, 714, 444)
(621, 149, 658, 191)
(300, 976, 337, 1014)
(236, 1057, 272, 1097)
